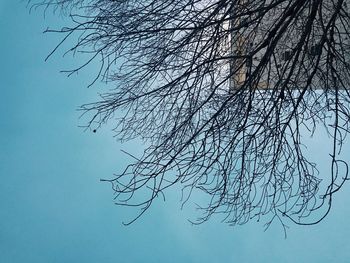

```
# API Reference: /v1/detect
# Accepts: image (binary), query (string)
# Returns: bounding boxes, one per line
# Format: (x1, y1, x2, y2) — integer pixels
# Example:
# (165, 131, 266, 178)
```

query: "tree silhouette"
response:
(32, 0, 350, 230)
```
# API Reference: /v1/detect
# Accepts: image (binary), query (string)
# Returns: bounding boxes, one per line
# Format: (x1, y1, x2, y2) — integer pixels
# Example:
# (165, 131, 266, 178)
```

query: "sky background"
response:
(1, 1, 350, 262)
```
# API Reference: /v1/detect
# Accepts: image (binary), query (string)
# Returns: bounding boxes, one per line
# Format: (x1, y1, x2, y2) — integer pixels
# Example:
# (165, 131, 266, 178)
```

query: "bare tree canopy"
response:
(32, 0, 350, 230)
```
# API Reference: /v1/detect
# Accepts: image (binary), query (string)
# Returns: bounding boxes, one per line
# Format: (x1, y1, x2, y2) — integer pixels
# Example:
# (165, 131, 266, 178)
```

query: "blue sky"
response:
(1, 1, 350, 262)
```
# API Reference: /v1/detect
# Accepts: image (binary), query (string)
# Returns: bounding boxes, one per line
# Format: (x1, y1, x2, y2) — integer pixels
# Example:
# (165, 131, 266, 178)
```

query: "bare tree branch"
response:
(31, 0, 350, 230)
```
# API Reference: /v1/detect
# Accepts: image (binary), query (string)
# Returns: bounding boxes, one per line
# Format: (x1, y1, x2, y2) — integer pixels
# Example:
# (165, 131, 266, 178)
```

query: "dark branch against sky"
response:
(31, 0, 350, 230)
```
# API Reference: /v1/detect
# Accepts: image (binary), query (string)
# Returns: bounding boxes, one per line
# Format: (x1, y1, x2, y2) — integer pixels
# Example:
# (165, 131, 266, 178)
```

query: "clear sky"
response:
(1, 1, 350, 262)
